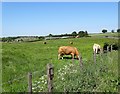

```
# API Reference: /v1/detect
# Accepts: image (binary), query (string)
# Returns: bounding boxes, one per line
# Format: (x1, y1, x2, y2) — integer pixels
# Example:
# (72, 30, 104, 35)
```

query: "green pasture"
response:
(2, 37, 119, 92)
(89, 32, 119, 37)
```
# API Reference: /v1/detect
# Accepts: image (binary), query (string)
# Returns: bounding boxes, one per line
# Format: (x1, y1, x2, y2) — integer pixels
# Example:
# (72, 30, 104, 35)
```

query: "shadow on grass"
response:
(60, 57, 79, 60)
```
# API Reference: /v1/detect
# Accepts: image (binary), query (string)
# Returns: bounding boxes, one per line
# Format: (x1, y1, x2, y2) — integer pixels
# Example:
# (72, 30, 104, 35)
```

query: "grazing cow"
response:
(112, 43, 119, 50)
(103, 42, 119, 53)
(58, 46, 79, 60)
(103, 42, 110, 53)
(43, 42, 47, 44)
(93, 43, 102, 54)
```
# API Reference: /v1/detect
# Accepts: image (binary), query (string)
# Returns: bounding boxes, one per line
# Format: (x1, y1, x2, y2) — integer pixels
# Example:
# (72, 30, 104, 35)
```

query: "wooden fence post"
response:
(93, 51, 96, 63)
(111, 45, 113, 52)
(28, 72, 32, 94)
(47, 63, 54, 92)
(107, 46, 109, 52)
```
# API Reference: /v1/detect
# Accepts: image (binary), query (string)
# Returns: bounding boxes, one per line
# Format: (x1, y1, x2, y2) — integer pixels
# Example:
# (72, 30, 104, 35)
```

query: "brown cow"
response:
(58, 46, 79, 60)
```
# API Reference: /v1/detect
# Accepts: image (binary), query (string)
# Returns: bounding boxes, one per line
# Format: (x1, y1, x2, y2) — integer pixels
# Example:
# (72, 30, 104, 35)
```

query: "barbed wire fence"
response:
(1, 69, 45, 92)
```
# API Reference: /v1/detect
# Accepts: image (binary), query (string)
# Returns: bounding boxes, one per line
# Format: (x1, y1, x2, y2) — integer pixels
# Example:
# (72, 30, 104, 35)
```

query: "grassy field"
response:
(2, 36, 119, 92)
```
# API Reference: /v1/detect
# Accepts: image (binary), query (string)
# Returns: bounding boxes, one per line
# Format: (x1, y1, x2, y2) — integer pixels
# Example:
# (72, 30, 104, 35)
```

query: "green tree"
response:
(48, 34, 53, 40)
(85, 31, 88, 36)
(72, 31, 77, 36)
(111, 30, 114, 33)
(2, 37, 7, 42)
(117, 29, 120, 33)
(102, 29, 107, 33)
(78, 31, 85, 37)
(49, 34, 53, 37)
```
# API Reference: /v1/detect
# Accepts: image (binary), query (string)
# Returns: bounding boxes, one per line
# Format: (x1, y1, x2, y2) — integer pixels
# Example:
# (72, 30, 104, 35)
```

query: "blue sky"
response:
(2, 2, 118, 37)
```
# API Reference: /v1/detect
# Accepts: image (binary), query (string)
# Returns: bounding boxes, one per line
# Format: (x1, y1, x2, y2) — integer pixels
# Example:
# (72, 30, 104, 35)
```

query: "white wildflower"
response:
(42, 80, 44, 83)
(73, 70, 77, 73)
(44, 75, 47, 78)
(37, 85, 41, 88)
(64, 65, 67, 69)
(41, 76, 44, 80)
(32, 87, 35, 90)
(61, 77, 64, 80)
(64, 72, 66, 75)
(32, 86, 37, 89)
(40, 88, 43, 91)
(44, 81, 47, 84)
(61, 73, 64, 76)
(37, 81, 40, 84)
(59, 68, 61, 72)
(58, 69, 60, 73)
(69, 64, 73, 67)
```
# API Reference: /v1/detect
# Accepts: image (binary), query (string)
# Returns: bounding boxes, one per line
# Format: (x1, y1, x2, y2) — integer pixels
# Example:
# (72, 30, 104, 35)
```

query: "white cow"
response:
(93, 43, 102, 54)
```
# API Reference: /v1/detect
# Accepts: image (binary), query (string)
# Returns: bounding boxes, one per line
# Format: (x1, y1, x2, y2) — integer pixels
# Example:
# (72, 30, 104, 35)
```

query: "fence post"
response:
(79, 54, 83, 68)
(47, 63, 54, 92)
(93, 51, 96, 63)
(111, 45, 113, 52)
(107, 46, 109, 52)
(28, 72, 32, 94)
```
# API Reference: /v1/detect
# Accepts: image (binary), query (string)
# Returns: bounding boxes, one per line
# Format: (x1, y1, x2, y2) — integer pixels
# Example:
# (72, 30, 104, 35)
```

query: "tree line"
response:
(47, 31, 89, 37)
(102, 29, 120, 33)
(1, 28, 120, 42)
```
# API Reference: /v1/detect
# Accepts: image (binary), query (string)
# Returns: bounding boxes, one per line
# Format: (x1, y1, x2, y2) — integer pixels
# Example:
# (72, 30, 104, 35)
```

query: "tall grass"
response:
(53, 51, 118, 92)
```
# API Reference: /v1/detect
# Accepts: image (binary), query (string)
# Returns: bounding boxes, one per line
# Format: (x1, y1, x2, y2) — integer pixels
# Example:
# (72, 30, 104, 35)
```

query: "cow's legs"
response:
(76, 55, 80, 60)
(93, 48, 96, 54)
(58, 54, 61, 59)
(95, 48, 98, 54)
(58, 54, 63, 59)
(71, 53, 74, 59)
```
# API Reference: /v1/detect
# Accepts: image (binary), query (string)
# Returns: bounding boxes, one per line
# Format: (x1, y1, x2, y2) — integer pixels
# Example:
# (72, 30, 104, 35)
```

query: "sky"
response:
(2, 0, 120, 2)
(2, 2, 118, 37)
